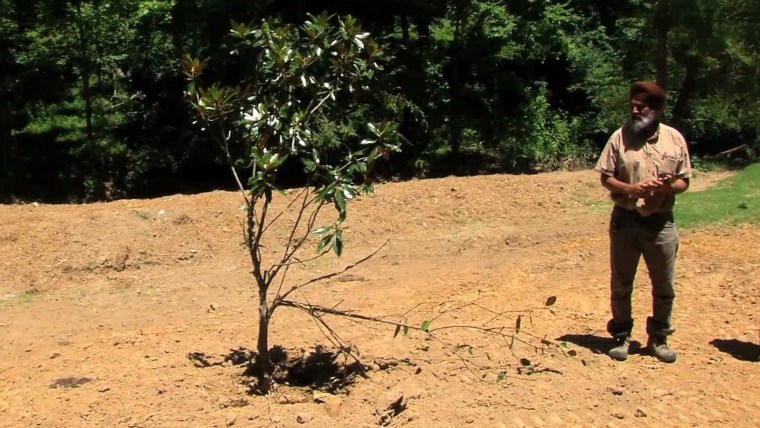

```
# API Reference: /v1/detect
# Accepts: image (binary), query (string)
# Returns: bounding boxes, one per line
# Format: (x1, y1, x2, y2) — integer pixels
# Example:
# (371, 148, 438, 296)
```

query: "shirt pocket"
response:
(660, 154, 680, 175)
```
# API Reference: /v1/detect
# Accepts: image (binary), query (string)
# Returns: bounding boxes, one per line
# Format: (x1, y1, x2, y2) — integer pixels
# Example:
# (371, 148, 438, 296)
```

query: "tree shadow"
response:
(709, 339, 760, 362)
(188, 345, 366, 394)
(556, 333, 644, 356)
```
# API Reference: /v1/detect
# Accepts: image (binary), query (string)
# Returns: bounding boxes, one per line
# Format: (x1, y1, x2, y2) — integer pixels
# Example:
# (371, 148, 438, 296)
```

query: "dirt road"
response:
(1, 169, 758, 427)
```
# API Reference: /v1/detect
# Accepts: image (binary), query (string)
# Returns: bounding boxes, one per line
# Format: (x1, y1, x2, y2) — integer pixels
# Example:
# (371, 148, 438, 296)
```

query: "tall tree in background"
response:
(1, 0, 758, 201)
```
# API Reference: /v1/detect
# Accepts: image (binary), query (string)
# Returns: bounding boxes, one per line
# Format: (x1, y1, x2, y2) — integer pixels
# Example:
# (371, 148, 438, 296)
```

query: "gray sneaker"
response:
(648, 336, 677, 363)
(608, 336, 631, 361)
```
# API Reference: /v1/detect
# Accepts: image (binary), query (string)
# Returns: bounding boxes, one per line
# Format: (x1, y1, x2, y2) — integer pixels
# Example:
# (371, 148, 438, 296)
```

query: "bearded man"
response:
(594, 81, 692, 363)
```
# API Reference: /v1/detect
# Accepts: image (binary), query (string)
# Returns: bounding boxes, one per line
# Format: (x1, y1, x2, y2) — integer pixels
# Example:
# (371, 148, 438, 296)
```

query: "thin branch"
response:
(217, 127, 250, 206)
(274, 188, 316, 273)
(286, 301, 362, 365)
(261, 187, 310, 236)
(271, 250, 331, 269)
(306, 90, 334, 119)
(280, 300, 493, 380)
(268, 198, 326, 291)
(287, 277, 363, 365)
(275, 240, 389, 304)
(279, 300, 405, 329)
(277, 301, 550, 351)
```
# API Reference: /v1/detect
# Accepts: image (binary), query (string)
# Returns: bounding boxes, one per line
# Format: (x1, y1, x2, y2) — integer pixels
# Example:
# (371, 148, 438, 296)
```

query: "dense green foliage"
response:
(2, 0, 759, 202)
(675, 163, 760, 228)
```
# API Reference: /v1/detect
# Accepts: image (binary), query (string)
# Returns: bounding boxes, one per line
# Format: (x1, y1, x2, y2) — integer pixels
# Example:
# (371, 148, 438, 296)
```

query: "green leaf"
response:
(515, 315, 522, 334)
(303, 159, 316, 173)
(496, 371, 507, 382)
(545, 296, 557, 306)
(393, 324, 401, 338)
(334, 187, 347, 213)
(509, 334, 515, 350)
(403, 325, 409, 336)
(519, 358, 531, 366)
(317, 233, 333, 252)
(421, 320, 431, 332)
(333, 230, 343, 256)
(311, 225, 333, 235)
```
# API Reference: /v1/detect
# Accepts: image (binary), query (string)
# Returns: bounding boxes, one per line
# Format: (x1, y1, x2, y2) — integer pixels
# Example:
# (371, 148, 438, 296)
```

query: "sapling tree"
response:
(183, 13, 399, 393)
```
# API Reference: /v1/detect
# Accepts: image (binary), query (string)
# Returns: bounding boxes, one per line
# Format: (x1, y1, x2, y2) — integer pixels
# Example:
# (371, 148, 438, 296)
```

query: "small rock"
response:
(635, 408, 647, 418)
(611, 412, 625, 420)
(279, 395, 307, 405)
(50, 351, 62, 359)
(97, 386, 111, 393)
(609, 387, 624, 396)
(312, 391, 331, 403)
(225, 415, 237, 426)
(375, 392, 407, 426)
(465, 417, 475, 424)
(296, 414, 314, 424)
(323, 396, 342, 418)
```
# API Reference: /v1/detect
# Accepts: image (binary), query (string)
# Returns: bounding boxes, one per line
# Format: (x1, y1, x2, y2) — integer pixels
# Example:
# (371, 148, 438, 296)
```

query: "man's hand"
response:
(627, 178, 664, 198)
(657, 174, 689, 195)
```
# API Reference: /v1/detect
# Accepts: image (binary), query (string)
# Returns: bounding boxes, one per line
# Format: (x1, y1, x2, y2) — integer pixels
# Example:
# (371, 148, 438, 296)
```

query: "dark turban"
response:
(629, 81, 666, 111)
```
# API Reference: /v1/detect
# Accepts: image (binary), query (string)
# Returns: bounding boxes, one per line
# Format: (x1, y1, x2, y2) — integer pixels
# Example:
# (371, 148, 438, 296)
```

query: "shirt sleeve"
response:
(594, 131, 619, 177)
(674, 132, 692, 179)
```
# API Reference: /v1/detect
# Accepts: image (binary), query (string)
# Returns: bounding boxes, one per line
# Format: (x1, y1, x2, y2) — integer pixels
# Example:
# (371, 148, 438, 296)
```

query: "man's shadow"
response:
(710, 339, 760, 362)
(557, 333, 645, 355)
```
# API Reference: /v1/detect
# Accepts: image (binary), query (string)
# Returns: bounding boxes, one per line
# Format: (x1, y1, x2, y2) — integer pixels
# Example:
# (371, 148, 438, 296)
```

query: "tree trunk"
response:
(653, 0, 670, 90)
(671, 64, 698, 130)
(252, 189, 274, 393)
(256, 284, 273, 393)
(75, 4, 94, 142)
(82, 71, 93, 142)
(401, 14, 410, 44)
(0, 106, 11, 185)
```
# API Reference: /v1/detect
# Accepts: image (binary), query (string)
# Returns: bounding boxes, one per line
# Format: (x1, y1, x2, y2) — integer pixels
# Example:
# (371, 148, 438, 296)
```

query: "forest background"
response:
(2, 0, 758, 202)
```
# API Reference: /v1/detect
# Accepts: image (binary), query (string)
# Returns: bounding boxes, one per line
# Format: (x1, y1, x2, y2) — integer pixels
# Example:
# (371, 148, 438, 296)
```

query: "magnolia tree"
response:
(182, 13, 399, 393)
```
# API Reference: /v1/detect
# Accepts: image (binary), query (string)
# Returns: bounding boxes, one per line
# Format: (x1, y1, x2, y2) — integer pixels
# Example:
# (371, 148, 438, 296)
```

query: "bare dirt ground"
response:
(1, 169, 758, 428)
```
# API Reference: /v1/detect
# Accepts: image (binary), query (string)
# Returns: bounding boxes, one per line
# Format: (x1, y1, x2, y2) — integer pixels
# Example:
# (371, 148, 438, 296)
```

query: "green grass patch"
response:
(675, 163, 760, 229)
(1, 289, 42, 307)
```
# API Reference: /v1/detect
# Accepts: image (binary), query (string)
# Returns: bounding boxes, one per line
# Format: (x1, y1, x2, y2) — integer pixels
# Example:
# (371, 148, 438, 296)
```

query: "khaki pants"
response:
(608, 206, 679, 336)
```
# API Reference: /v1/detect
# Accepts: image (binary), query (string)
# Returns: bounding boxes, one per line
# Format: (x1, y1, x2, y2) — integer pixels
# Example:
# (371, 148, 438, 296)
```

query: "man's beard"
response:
(630, 111, 658, 134)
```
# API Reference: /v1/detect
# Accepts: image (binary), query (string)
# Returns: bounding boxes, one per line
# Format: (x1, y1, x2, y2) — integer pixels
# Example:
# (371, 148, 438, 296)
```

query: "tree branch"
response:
(274, 240, 389, 305)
